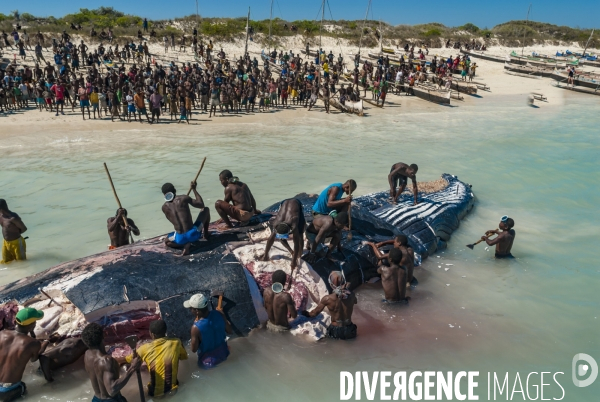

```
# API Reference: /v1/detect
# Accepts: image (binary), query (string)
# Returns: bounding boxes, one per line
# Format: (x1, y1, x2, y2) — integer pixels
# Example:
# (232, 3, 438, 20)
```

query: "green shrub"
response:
(115, 16, 142, 27)
(424, 28, 442, 37)
(21, 13, 35, 22)
(460, 23, 479, 33)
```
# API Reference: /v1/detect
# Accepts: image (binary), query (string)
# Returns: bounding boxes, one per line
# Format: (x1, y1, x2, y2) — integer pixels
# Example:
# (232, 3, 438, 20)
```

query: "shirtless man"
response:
(215, 170, 260, 228)
(304, 211, 348, 263)
(366, 234, 417, 286)
(303, 271, 357, 340)
(82, 323, 141, 402)
(39, 338, 88, 382)
(107, 208, 140, 249)
(377, 248, 409, 304)
(388, 162, 419, 205)
(262, 270, 298, 332)
(482, 216, 516, 259)
(0, 199, 27, 264)
(161, 182, 210, 256)
(0, 308, 53, 401)
(260, 199, 305, 273)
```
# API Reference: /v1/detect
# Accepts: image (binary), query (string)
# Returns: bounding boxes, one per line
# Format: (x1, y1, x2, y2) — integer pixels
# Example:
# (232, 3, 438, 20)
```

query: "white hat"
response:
(183, 293, 208, 309)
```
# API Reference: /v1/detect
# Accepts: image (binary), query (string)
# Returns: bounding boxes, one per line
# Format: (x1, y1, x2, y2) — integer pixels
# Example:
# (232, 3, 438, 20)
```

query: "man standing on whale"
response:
(388, 162, 419, 205)
(161, 181, 210, 256)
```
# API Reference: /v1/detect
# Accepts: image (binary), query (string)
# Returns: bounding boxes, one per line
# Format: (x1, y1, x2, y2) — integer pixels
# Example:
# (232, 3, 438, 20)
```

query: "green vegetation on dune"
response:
(0, 8, 597, 49)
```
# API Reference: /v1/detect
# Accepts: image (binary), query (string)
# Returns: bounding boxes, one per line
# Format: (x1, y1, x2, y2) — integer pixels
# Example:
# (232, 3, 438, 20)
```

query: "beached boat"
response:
(508, 51, 575, 68)
(503, 62, 554, 78)
(0, 175, 473, 343)
(550, 70, 600, 90)
(327, 96, 364, 115)
(405, 84, 452, 105)
(460, 49, 508, 63)
(552, 80, 600, 96)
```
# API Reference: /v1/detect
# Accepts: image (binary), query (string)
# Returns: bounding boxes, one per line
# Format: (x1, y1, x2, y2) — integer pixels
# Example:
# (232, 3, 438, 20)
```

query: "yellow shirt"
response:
(126, 338, 188, 397)
(89, 92, 99, 104)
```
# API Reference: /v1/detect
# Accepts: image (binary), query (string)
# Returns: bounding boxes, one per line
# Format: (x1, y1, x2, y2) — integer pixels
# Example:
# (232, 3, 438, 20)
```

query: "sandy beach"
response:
(2, 34, 598, 134)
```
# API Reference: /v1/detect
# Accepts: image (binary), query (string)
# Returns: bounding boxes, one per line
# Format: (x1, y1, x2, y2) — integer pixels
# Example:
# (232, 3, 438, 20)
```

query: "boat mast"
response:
(358, 0, 372, 54)
(244, 7, 250, 56)
(195, 0, 199, 31)
(268, 0, 274, 53)
(582, 29, 594, 58)
(319, 0, 326, 50)
(379, 19, 383, 52)
(521, 3, 532, 56)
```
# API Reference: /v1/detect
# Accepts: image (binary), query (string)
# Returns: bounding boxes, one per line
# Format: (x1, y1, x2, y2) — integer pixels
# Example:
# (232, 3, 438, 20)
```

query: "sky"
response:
(1, 0, 598, 29)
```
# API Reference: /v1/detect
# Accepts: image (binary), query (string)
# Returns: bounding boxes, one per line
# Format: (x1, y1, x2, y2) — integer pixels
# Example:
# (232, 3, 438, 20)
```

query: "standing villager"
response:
(107, 208, 139, 250)
(0, 199, 27, 264)
(82, 323, 141, 402)
(185, 294, 232, 369)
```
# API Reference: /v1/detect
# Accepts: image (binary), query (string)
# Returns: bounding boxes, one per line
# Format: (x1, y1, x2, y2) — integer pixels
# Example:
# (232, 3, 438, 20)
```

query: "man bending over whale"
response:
(161, 181, 210, 256)
(260, 198, 305, 273)
(215, 170, 260, 228)
(388, 162, 418, 205)
(303, 271, 357, 340)
(366, 234, 417, 286)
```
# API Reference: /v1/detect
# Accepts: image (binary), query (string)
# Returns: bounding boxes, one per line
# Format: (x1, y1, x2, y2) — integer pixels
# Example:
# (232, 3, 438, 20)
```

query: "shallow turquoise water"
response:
(1, 94, 599, 400)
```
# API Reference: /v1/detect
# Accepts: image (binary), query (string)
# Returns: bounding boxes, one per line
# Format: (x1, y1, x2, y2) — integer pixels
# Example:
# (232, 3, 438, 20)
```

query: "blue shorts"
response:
(80, 100, 90, 107)
(168, 226, 202, 245)
(127, 104, 136, 113)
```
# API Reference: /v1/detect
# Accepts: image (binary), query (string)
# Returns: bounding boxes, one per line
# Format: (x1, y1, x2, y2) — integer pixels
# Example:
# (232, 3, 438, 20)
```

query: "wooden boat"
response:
(332, 97, 364, 115)
(509, 51, 575, 68)
(552, 81, 600, 96)
(404, 83, 451, 105)
(504, 62, 554, 78)
(550, 70, 600, 90)
(460, 49, 508, 63)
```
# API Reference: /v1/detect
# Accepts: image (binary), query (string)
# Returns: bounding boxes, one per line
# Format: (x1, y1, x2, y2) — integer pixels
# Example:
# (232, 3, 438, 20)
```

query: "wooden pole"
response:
(103, 163, 134, 244)
(187, 157, 207, 196)
(347, 186, 354, 240)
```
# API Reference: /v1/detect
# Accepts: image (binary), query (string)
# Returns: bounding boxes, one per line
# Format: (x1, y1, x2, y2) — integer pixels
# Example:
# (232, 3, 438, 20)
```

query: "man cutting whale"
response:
(161, 181, 210, 256)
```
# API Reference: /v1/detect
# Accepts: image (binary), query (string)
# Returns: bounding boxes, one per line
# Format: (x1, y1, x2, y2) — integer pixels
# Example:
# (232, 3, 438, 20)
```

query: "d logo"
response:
(572, 353, 598, 387)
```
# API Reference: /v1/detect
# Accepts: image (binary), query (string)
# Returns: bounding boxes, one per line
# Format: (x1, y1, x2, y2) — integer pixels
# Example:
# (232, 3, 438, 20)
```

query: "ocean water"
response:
(1, 93, 599, 401)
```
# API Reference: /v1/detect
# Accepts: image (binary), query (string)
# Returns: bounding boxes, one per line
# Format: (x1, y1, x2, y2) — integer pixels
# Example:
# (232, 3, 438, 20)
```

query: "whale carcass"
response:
(0, 173, 474, 346)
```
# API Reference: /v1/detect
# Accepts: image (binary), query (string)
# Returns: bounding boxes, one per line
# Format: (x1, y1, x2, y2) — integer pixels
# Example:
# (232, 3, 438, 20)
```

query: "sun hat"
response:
(183, 294, 208, 309)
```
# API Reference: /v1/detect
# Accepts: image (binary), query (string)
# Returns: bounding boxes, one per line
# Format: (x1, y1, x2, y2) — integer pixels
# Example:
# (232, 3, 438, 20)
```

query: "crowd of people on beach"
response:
(0, 24, 481, 119)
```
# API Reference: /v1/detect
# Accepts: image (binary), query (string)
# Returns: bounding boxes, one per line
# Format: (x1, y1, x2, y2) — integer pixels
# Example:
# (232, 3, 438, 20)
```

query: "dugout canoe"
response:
(460, 49, 508, 63)
(404, 84, 452, 105)
(503, 62, 554, 78)
(0, 175, 473, 344)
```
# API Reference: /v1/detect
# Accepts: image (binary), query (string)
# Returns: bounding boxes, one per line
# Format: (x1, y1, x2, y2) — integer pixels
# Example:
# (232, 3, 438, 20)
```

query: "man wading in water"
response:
(303, 271, 357, 340)
(482, 216, 515, 259)
(366, 234, 418, 287)
(185, 294, 232, 369)
(262, 270, 298, 332)
(161, 181, 211, 256)
(388, 162, 419, 205)
(260, 198, 305, 273)
(107, 208, 139, 249)
(215, 170, 260, 228)
(0, 199, 27, 264)
(0, 308, 54, 401)
(82, 323, 141, 402)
